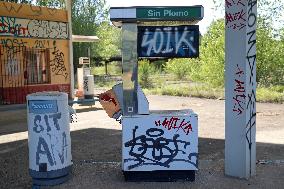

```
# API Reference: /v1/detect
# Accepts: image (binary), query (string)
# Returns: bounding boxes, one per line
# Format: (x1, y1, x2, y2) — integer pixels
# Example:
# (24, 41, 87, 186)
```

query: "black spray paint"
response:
(124, 126, 197, 170)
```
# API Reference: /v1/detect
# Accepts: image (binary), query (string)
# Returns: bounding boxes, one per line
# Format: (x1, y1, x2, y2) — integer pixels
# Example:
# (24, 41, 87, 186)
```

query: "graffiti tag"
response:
(124, 127, 197, 170)
(225, 0, 246, 30)
(154, 117, 192, 135)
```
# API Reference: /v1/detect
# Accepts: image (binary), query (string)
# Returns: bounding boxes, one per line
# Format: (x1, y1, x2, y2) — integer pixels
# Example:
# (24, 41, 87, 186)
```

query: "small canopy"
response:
(72, 35, 99, 42)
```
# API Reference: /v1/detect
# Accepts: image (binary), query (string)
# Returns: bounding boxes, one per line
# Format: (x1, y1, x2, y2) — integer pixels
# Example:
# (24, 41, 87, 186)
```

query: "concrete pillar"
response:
(66, 0, 75, 98)
(225, 0, 257, 178)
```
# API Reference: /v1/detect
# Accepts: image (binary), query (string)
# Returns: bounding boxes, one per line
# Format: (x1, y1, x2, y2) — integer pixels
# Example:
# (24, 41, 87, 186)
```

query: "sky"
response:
(106, 0, 221, 34)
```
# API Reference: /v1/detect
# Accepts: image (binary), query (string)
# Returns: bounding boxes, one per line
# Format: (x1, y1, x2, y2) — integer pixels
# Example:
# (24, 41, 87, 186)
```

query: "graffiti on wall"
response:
(5, 59, 20, 76)
(33, 40, 51, 49)
(0, 16, 68, 39)
(245, 0, 257, 151)
(50, 41, 68, 79)
(124, 126, 197, 170)
(1, 38, 68, 85)
(1, 2, 60, 16)
(233, 64, 246, 115)
(2, 2, 23, 13)
(225, 0, 246, 30)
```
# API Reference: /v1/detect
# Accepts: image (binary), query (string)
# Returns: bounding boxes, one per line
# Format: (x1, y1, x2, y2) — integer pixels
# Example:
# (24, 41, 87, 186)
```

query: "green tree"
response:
(257, 19, 284, 86)
(191, 17, 284, 87)
(138, 60, 155, 88)
(198, 19, 225, 87)
(71, 0, 109, 70)
(92, 21, 121, 61)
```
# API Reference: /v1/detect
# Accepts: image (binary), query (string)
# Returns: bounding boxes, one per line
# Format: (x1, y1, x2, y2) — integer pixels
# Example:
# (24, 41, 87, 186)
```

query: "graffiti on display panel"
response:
(0, 16, 68, 39)
(138, 25, 199, 58)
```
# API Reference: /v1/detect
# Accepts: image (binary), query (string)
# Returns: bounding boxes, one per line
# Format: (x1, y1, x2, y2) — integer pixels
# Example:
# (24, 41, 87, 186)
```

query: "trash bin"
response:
(27, 92, 72, 186)
(83, 75, 94, 99)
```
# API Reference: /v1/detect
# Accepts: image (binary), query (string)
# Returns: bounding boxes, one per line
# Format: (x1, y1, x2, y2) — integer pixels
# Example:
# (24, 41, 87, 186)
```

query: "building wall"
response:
(0, 2, 70, 104)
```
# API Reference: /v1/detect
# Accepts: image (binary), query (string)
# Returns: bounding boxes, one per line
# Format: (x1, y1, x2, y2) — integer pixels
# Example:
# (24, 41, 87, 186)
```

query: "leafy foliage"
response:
(197, 19, 225, 87)
(71, 0, 120, 71)
(164, 16, 284, 87)
(138, 60, 155, 88)
(92, 22, 121, 60)
(164, 59, 191, 80)
(257, 19, 284, 86)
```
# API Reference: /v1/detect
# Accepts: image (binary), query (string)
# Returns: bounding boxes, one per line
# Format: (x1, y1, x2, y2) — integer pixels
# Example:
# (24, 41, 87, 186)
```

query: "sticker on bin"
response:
(29, 100, 58, 114)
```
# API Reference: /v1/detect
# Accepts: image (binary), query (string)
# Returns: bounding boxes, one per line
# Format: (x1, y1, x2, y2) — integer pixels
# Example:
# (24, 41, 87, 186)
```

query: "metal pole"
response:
(121, 23, 138, 115)
(225, 0, 257, 178)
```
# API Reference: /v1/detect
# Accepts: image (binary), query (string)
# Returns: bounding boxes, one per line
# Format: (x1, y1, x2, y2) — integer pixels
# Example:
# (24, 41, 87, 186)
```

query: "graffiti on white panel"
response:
(0, 16, 68, 39)
(124, 126, 197, 170)
(28, 19, 68, 39)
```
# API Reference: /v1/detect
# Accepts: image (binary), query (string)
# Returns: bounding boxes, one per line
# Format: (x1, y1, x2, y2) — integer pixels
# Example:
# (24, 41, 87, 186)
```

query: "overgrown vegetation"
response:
(10, 0, 281, 103)
(138, 60, 156, 88)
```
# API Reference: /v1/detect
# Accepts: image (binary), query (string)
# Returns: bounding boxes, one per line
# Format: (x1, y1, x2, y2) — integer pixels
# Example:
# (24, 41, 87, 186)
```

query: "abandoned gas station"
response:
(0, 0, 259, 188)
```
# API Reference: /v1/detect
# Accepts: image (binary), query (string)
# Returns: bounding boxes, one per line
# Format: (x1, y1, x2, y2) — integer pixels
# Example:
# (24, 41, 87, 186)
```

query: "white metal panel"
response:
(122, 111, 198, 171)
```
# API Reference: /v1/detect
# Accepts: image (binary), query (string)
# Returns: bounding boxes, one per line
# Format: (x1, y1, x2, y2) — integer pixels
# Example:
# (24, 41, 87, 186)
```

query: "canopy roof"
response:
(72, 35, 99, 42)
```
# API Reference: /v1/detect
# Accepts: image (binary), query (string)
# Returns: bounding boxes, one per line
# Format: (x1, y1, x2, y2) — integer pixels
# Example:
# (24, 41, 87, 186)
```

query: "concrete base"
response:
(29, 166, 72, 186)
(123, 170, 195, 182)
(32, 174, 71, 186)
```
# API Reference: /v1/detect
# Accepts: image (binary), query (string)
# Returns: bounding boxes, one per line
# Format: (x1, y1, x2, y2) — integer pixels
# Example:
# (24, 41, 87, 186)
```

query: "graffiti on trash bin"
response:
(124, 126, 197, 170)
(32, 112, 69, 167)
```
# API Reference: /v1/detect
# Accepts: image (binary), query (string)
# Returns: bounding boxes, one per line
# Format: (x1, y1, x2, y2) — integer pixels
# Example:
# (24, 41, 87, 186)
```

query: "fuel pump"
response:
(100, 5, 204, 182)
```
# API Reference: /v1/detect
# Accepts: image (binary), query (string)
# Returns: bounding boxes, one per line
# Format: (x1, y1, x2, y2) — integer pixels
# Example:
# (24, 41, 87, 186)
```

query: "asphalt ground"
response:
(0, 95, 283, 189)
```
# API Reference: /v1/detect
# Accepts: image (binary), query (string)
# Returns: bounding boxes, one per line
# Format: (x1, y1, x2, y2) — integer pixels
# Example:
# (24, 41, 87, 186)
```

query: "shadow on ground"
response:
(0, 127, 283, 189)
(0, 107, 103, 135)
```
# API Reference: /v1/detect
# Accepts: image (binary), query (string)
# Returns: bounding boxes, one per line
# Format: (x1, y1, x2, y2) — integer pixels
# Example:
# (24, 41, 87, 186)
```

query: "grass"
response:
(96, 80, 117, 88)
(92, 63, 121, 76)
(144, 83, 225, 100)
(257, 86, 284, 103)
(94, 72, 284, 104)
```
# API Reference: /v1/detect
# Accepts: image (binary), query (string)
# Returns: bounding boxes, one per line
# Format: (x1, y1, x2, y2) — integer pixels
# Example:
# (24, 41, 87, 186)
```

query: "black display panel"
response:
(137, 25, 199, 58)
